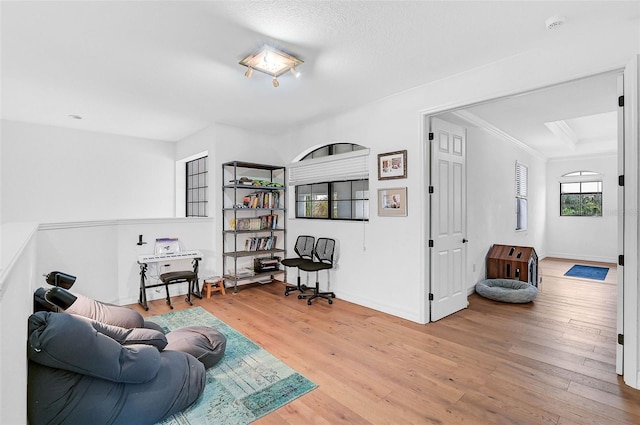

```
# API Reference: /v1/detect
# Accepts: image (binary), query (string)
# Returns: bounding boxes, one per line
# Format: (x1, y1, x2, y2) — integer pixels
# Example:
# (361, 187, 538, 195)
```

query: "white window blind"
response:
(515, 161, 528, 231)
(516, 162, 528, 198)
(288, 149, 370, 186)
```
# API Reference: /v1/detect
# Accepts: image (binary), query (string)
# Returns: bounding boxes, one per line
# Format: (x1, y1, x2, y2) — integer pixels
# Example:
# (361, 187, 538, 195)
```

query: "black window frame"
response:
(295, 179, 369, 221)
(186, 156, 208, 217)
(560, 180, 603, 217)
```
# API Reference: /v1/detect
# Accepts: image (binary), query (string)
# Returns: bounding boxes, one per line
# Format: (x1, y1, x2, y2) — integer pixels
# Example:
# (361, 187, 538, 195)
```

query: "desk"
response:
(137, 250, 203, 310)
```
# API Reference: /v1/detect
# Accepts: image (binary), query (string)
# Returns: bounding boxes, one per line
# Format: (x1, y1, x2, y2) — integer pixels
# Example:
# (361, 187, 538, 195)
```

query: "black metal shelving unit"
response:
(222, 161, 286, 292)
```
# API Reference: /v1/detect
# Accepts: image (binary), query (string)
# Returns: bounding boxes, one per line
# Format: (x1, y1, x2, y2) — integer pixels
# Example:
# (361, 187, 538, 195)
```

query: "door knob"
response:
(462, 238, 469, 243)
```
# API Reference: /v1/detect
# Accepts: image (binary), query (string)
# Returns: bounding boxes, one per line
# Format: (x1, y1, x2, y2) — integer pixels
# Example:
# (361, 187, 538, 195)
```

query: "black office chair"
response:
(297, 238, 336, 305)
(282, 235, 315, 296)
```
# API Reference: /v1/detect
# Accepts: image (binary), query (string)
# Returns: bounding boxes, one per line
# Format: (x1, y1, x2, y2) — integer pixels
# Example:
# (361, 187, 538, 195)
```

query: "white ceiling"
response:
(442, 71, 621, 159)
(2, 1, 639, 159)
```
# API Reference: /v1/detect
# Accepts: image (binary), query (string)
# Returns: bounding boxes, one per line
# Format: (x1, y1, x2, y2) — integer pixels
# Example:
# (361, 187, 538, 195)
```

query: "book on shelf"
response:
(230, 215, 278, 231)
(244, 235, 277, 252)
(241, 191, 281, 209)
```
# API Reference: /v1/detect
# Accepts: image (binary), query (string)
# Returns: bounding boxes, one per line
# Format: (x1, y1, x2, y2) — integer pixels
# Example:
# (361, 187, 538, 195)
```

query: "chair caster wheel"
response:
(307, 300, 312, 305)
(328, 299, 333, 304)
(285, 292, 290, 296)
(298, 295, 303, 299)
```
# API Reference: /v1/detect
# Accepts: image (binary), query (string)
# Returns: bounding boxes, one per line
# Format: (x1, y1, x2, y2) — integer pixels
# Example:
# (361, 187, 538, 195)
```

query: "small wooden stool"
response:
(202, 277, 225, 298)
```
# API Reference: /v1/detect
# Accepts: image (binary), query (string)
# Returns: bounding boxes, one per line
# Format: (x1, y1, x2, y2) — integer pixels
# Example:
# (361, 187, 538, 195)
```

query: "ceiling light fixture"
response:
(545, 15, 566, 30)
(240, 45, 303, 87)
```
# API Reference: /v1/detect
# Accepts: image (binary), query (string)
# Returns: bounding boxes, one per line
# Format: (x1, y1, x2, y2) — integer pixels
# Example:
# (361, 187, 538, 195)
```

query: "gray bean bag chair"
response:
(35, 286, 164, 332)
(475, 278, 538, 303)
(27, 311, 205, 425)
(36, 287, 227, 369)
(166, 326, 227, 369)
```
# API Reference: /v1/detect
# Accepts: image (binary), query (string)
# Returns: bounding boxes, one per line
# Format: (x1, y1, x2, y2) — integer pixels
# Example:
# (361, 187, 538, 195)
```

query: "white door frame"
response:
(419, 63, 638, 390)
(622, 55, 639, 389)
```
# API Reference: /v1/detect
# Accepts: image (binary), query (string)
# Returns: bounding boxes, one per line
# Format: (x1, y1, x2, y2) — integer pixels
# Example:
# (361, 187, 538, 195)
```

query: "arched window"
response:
(560, 171, 603, 216)
(290, 143, 369, 221)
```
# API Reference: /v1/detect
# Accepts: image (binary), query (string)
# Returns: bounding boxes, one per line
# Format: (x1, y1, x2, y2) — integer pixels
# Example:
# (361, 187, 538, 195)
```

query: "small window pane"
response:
(311, 200, 328, 217)
(311, 147, 330, 158)
(353, 199, 369, 219)
(582, 181, 601, 193)
(516, 198, 527, 230)
(334, 200, 351, 218)
(561, 182, 580, 193)
(333, 143, 353, 154)
(352, 180, 368, 196)
(333, 181, 351, 200)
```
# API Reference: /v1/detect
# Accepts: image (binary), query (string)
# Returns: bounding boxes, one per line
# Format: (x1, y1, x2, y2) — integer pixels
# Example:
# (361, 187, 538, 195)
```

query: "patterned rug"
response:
(564, 264, 609, 281)
(149, 307, 317, 424)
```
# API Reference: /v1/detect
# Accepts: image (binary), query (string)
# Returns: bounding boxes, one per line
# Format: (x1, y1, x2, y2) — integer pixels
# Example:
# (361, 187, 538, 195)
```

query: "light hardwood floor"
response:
(130, 258, 640, 425)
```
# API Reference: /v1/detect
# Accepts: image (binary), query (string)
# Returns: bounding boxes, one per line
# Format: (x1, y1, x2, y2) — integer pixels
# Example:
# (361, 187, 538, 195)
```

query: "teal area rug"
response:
(149, 307, 317, 424)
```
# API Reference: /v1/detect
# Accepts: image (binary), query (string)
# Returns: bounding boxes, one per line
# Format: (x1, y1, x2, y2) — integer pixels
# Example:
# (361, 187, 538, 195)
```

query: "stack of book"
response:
(242, 191, 280, 209)
(254, 257, 281, 273)
(244, 235, 277, 251)
(231, 214, 278, 230)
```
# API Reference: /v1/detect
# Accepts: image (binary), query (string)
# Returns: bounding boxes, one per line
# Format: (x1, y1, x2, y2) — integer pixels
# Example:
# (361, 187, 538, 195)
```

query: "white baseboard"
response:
(544, 252, 617, 264)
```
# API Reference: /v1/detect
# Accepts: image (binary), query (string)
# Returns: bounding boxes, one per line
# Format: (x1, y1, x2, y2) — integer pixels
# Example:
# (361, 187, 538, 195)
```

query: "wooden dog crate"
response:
(486, 244, 538, 286)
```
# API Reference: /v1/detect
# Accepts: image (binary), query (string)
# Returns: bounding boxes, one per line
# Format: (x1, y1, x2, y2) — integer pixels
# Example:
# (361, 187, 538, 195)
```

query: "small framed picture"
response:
(378, 150, 407, 180)
(378, 187, 407, 217)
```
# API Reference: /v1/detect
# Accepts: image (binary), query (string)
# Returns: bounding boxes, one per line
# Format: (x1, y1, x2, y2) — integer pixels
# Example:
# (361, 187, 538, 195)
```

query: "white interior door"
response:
(429, 117, 468, 321)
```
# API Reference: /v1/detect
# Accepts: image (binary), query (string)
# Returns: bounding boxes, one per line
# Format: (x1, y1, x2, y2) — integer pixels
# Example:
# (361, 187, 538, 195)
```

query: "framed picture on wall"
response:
(378, 187, 407, 217)
(378, 150, 407, 180)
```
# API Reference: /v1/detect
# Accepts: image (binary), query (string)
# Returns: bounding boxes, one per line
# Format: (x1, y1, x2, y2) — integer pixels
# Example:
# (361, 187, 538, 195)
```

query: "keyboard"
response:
(138, 250, 202, 264)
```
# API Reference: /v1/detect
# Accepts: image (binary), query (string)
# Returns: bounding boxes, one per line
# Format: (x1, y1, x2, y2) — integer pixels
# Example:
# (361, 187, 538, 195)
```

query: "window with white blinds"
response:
(289, 145, 370, 221)
(288, 148, 370, 186)
(515, 161, 528, 231)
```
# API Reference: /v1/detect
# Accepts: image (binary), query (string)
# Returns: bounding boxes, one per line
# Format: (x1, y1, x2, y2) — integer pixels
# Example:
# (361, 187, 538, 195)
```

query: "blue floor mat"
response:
(564, 264, 609, 281)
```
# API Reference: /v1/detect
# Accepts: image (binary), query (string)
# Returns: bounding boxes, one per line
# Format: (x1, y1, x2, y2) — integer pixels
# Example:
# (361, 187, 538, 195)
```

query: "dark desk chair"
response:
(282, 235, 315, 296)
(297, 237, 336, 305)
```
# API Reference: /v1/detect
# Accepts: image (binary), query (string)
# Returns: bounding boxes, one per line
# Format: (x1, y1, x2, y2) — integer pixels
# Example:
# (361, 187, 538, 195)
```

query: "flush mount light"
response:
(239, 45, 303, 87)
(545, 15, 566, 30)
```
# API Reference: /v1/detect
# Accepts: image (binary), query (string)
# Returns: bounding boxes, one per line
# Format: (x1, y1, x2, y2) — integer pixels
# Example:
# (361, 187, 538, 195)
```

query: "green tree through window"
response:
(560, 177, 602, 217)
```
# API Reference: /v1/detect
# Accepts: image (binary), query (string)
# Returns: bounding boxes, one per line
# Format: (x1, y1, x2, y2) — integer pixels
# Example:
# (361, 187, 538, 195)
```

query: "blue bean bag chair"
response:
(475, 278, 538, 303)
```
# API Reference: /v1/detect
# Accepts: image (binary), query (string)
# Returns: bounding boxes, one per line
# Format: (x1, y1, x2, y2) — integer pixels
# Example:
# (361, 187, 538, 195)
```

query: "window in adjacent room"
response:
(186, 156, 208, 217)
(291, 143, 369, 221)
(515, 161, 528, 231)
(560, 171, 602, 217)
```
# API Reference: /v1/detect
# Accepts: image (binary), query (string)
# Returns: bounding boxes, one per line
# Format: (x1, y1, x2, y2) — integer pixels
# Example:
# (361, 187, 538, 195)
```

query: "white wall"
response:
(0, 223, 38, 425)
(546, 155, 618, 263)
(1, 120, 177, 224)
(36, 218, 215, 305)
(464, 126, 547, 286)
(176, 122, 284, 280)
(277, 46, 617, 323)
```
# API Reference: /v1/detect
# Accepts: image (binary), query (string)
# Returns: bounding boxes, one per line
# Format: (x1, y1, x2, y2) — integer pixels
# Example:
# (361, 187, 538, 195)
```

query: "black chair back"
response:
(314, 238, 335, 265)
(294, 235, 315, 260)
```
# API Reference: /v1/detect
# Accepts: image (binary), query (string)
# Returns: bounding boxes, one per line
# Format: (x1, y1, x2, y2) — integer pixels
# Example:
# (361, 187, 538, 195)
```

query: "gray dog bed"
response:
(475, 278, 538, 303)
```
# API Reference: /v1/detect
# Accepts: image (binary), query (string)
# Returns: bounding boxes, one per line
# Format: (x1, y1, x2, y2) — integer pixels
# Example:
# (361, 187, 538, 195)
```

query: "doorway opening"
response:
(422, 69, 624, 375)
